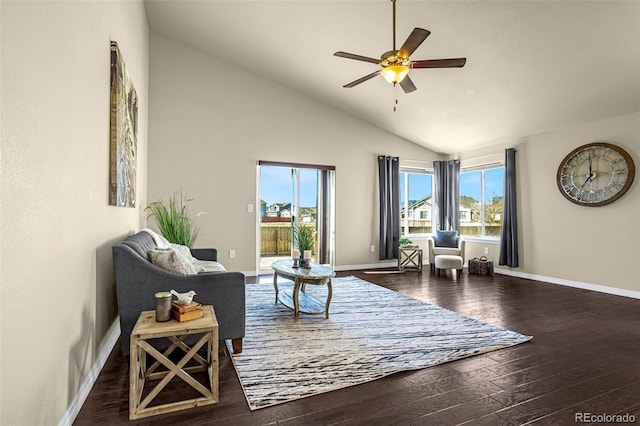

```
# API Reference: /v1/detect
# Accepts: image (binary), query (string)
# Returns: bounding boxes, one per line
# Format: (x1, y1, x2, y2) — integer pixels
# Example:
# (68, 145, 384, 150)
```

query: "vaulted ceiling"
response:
(145, 1, 640, 154)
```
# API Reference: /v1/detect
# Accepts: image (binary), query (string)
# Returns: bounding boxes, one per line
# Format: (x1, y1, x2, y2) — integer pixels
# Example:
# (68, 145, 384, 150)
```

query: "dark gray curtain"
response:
(433, 160, 460, 231)
(378, 156, 399, 260)
(499, 148, 518, 267)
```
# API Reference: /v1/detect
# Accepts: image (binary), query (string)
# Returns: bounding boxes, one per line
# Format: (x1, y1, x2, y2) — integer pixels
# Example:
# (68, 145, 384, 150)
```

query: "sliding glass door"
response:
(258, 161, 335, 273)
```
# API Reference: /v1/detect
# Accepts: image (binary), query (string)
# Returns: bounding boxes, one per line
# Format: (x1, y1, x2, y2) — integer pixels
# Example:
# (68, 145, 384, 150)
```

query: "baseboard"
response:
(335, 261, 639, 299)
(58, 319, 121, 426)
(334, 261, 398, 271)
(494, 267, 640, 299)
(242, 269, 259, 277)
(244, 263, 638, 299)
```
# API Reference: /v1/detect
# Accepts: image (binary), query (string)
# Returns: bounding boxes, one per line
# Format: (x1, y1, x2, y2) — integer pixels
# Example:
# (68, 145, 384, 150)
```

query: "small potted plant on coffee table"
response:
(293, 224, 314, 268)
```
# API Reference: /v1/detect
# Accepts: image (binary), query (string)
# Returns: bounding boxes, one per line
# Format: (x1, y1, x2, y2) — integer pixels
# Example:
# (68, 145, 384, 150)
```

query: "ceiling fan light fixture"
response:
(381, 64, 409, 84)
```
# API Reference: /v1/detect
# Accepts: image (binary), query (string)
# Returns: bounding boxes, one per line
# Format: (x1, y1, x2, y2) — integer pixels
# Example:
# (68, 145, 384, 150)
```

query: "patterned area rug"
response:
(228, 276, 532, 410)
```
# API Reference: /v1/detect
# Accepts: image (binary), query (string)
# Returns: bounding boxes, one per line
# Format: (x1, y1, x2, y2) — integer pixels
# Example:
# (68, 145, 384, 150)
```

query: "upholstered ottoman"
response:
(434, 255, 463, 276)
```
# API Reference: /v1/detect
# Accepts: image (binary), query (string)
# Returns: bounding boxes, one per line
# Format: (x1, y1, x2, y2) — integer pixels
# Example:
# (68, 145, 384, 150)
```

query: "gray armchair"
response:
(427, 234, 466, 271)
(112, 231, 245, 357)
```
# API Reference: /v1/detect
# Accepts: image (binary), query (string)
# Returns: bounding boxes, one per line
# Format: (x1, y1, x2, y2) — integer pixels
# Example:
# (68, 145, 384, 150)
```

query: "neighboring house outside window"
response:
(459, 165, 505, 239)
(400, 170, 433, 236)
(459, 207, 472, 223)
(266, 202, 292, 217)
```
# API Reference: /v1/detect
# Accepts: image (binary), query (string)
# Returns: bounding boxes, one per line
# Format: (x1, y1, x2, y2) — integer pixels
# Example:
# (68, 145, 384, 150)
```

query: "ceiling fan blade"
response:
(399, 75, 417, 93)
(343, 70, 381, 88)
(398, 28, 430, 58)
(334, 51, 380, 64)
(411, 58, 467, 68)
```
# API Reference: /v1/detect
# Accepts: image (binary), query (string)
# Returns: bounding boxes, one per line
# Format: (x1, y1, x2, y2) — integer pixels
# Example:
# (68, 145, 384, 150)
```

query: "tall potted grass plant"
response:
(146, 191, 204, 248)
(293, 224, 314, 254)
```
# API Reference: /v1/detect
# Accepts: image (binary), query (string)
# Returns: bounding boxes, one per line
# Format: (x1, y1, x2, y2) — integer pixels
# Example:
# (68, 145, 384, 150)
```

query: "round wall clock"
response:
(556, 142, 635, 207)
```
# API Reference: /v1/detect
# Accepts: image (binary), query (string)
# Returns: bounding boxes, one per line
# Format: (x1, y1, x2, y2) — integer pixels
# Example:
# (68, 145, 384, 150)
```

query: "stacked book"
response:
(171, 301, 203, 322)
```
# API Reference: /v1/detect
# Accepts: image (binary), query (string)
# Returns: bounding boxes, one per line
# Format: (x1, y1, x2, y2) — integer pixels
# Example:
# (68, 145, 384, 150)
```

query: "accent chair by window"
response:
(427, 230, 466, 272)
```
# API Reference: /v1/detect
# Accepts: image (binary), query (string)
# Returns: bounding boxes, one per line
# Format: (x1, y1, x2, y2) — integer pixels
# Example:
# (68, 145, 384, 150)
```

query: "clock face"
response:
(556, 143, 635, 207)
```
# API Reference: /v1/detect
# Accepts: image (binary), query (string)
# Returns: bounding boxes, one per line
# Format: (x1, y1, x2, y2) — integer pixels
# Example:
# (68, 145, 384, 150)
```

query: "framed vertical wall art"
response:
(109, 41, 138, 207)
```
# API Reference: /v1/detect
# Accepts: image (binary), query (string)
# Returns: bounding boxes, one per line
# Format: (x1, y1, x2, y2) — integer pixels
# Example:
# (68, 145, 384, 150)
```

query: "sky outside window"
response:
(260, 166, 318, 207)
(460, 167, 504, 202)
(484, 168, 505, 202)
(400, 172, 432, 205)
(460, 171, 481, 201)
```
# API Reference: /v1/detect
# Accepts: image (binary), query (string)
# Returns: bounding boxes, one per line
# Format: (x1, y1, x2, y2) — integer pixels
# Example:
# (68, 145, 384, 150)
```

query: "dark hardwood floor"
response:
(74, 269, 640, 425)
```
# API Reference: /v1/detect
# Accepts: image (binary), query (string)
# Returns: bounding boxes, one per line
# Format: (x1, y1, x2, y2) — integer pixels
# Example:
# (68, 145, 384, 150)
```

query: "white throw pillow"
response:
(168, 243, 227, 273)
(169, 243, 195, 262)
(191, 259, 227, 273)
(140, 228, 170, 249)
(149, 248, 197, 276)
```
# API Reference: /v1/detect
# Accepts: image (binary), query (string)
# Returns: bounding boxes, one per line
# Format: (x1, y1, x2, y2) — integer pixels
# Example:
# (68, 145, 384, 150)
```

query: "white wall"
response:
(461, 112, 640, 294)
(149, 31, 639, 296)
(518, 113, 639, 293)
(0, 1, 148, 424)
(148, 32, 441, 272)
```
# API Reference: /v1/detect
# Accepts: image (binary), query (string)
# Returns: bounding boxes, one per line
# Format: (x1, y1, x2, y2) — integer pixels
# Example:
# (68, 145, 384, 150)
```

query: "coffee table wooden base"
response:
(278, 283, 332, 318)
(272, 260, 335, 320)
(129, 306, 219, 420)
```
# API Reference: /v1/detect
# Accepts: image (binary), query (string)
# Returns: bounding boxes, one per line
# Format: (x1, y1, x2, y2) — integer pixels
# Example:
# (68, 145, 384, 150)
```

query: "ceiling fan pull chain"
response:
(394, 83, 399, 112)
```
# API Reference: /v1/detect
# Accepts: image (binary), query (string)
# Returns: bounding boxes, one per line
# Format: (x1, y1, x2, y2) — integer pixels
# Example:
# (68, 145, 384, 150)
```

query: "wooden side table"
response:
(398, 246, 423, 271)
(129, 305, 218, 420)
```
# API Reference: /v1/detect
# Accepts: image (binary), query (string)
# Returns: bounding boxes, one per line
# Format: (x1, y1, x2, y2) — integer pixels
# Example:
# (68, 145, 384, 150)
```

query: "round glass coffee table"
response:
(271, 260, 335, 320)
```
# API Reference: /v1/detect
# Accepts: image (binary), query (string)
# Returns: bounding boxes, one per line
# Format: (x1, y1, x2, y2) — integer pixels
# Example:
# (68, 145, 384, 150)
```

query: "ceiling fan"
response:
(334, 0, 466, 95)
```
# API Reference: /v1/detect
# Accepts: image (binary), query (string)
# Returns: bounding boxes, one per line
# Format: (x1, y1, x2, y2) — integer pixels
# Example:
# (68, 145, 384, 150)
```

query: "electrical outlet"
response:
(370, 245, 376, 253)
(247, 204, 253, 212)
(229, 249, 236, 258)
(484, 247, 489, 255)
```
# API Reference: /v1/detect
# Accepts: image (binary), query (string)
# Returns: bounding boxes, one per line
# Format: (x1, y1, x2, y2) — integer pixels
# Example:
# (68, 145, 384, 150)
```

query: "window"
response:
(258, 161, 336, 271)
(459, 165, 505, 238)
(399, 170, 433, 236)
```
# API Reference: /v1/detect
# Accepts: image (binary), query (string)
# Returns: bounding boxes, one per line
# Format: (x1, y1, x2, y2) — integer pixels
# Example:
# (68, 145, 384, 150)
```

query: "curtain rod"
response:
(400, 165, 431, 171)
(461, 160, 505, 171)
(258, 160, 335, 171)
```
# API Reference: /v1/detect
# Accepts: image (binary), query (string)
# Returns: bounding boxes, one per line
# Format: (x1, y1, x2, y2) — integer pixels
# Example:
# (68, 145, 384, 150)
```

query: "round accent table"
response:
(272, 260, 335, 320)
